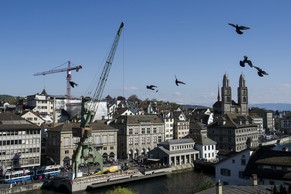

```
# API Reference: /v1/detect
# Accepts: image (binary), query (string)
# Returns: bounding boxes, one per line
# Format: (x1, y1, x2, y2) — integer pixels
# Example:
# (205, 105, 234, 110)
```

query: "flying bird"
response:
(253, 66, 268, 77)
(228, 23, 250, 35)
(69, 81, 78, 88)
(146, 85, 157, 90)
(175, 75, 186, 86)
(240, 56, 253, 68)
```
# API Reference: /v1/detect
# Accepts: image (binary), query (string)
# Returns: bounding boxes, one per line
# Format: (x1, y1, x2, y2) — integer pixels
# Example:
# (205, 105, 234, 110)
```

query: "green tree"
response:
(106, 186, 138, 194)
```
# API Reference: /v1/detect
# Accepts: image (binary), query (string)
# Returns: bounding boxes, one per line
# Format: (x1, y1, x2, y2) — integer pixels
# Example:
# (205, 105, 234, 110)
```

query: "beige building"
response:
(0, 112, 41, 173)
(173, 111, 189, 139)
(46, 122, 118, 166)
(249, 108, 274, 131)
(208, 113, 259, 152)
(109, 115, 165, 159)
(20, 110, 45, 126)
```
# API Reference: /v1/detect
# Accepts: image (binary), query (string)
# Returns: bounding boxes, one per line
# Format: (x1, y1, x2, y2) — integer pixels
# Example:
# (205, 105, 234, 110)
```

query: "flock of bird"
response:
(228, 23, 269, 77)
(239, 55, 268, 77)
(67, 23, 268, 93)
(146, 22, 268, 92)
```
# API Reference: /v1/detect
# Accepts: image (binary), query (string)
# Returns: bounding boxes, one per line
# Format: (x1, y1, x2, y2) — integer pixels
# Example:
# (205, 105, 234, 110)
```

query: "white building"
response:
(215, 149, 253, 185)
(148, 138, 199, 168)
(0, 112, 41, 174)
(162, 112, 174, 141)
(194, 135, 217, 162)
(20, 111, 45, 126)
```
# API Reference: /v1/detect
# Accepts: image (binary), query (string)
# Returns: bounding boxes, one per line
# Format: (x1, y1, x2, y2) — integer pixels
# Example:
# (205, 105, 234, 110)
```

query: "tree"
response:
(127, 95, 140, 103)
(106, 186, 137, 194)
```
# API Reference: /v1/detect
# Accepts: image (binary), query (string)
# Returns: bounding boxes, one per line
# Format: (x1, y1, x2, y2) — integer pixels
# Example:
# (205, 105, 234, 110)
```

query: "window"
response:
(241, 158, 246, 165)
(232, 159, 235, 164)
(129, 138, 133, 145)
(147, 137, 151, 144)
(141, 137, 145, 144)
(129, 128, 133, 135)
(153, 128, 157, 133)
(147, 128, 151, 134)
(65, 150, 69, 154)
(220, 168, 231, 176)
(142, 128, 145, 134)
(135, 137, 139, 145)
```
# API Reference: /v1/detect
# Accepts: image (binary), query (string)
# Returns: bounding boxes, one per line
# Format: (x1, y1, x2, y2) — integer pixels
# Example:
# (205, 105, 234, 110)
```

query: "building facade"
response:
(46, 122, 118, 166)
(173, 111, 189, 139)
(249, 108, 274, 131)
(148, 138, 199, 167)
(109, 115, 165, 159)
(0, 112, 41, 174)
(215, 149, 254, 185)
(208, 113, 259, 152)
(162, 112, 174, 141)
(20, 111, 45, 126)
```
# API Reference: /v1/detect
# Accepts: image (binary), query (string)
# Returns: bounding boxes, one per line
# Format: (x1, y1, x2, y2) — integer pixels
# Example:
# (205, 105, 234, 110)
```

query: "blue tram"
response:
(1, 165, 62, 183)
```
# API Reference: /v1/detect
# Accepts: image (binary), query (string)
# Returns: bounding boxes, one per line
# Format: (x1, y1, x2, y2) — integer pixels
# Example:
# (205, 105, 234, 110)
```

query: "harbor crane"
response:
(33, 61, 82, 100)
(71, 22, 124, 179)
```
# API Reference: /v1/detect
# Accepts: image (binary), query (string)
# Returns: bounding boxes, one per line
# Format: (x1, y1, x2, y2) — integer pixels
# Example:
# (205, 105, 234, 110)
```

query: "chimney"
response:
(216, 180, 222, 194)
(252, 174, 258, 186)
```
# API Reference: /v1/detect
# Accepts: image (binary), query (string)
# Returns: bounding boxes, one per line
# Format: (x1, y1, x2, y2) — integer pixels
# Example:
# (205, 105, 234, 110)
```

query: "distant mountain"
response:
(180, 104, 211, 110)
(250, 103, 291, 111)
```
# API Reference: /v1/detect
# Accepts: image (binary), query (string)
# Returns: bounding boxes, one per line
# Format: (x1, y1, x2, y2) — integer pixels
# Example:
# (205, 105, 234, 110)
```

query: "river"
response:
(24, 170, 215, 194)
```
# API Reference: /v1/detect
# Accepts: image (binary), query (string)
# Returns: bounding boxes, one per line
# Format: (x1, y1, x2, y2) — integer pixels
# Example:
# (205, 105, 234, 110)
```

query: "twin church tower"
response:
(213, 73, 248, 116)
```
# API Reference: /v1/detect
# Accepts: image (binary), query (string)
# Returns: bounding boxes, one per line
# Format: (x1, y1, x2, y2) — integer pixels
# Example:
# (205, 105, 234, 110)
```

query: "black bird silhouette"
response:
(69, 81, 78, 88)
(146, 85, 157, 90)
(240, 56, 253, 68)
(175, 75, 186, 86)
(228, 23, 250, 35)
(253, 66, 268, 77)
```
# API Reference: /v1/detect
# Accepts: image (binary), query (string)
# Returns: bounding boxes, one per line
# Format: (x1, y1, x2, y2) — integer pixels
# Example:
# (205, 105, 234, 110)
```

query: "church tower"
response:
(222, 74, 232, 114)
(237, 74, 248, 115)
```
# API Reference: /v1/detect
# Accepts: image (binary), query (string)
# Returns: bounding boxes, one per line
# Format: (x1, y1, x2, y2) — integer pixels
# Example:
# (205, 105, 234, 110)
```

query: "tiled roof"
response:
(0, 112, 40, 130)
(208, 113, 256, 129)
(113, 115, 163, 125)
(49, 122, 117, 132)
(158, 145, 198, 155)
(195, 135, 217, 145)
(244, 145, 291, 180)
(159, 138, 194, 146)
(196, 185, 274, 194)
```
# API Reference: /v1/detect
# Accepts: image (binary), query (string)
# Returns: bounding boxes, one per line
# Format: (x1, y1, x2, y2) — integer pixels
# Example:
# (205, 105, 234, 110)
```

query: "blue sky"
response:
(1, 0, 291, 106)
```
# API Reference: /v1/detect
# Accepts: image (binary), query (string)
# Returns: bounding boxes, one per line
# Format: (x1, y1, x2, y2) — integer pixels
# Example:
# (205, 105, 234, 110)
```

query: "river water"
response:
(25, 170, 215, 194)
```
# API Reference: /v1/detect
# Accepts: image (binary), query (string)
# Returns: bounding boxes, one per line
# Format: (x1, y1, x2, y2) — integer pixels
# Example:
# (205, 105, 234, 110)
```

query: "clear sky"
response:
(1, 0, 291, 106)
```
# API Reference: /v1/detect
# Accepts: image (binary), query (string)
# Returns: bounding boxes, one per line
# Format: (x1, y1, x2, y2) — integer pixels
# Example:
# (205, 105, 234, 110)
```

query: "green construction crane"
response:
(71, 22, 124, 179)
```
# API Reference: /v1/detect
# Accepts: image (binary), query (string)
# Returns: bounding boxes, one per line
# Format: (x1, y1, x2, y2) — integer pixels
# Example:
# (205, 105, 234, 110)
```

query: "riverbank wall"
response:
(0, 182, 44, 194)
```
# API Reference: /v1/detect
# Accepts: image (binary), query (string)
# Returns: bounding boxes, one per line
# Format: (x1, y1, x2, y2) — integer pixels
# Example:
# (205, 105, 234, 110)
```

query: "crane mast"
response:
(71, 22, 124, 180)
(80, 22, 124, 128)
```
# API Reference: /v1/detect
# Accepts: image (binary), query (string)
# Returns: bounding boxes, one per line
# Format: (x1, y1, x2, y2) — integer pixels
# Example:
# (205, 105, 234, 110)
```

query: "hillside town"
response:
(1, 73, 291, 193)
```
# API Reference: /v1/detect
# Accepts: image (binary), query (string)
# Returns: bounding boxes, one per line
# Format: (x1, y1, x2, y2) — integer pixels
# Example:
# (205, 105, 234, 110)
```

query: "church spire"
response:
(217, 84, 220, 101)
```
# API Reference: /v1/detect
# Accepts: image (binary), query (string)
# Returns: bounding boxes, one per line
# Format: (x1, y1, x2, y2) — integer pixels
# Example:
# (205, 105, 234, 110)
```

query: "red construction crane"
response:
(33, 61, 82, 100)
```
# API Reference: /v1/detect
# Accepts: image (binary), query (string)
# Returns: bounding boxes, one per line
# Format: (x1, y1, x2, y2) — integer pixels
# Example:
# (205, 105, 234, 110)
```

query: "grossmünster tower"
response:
(213, 73, 248, 116)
